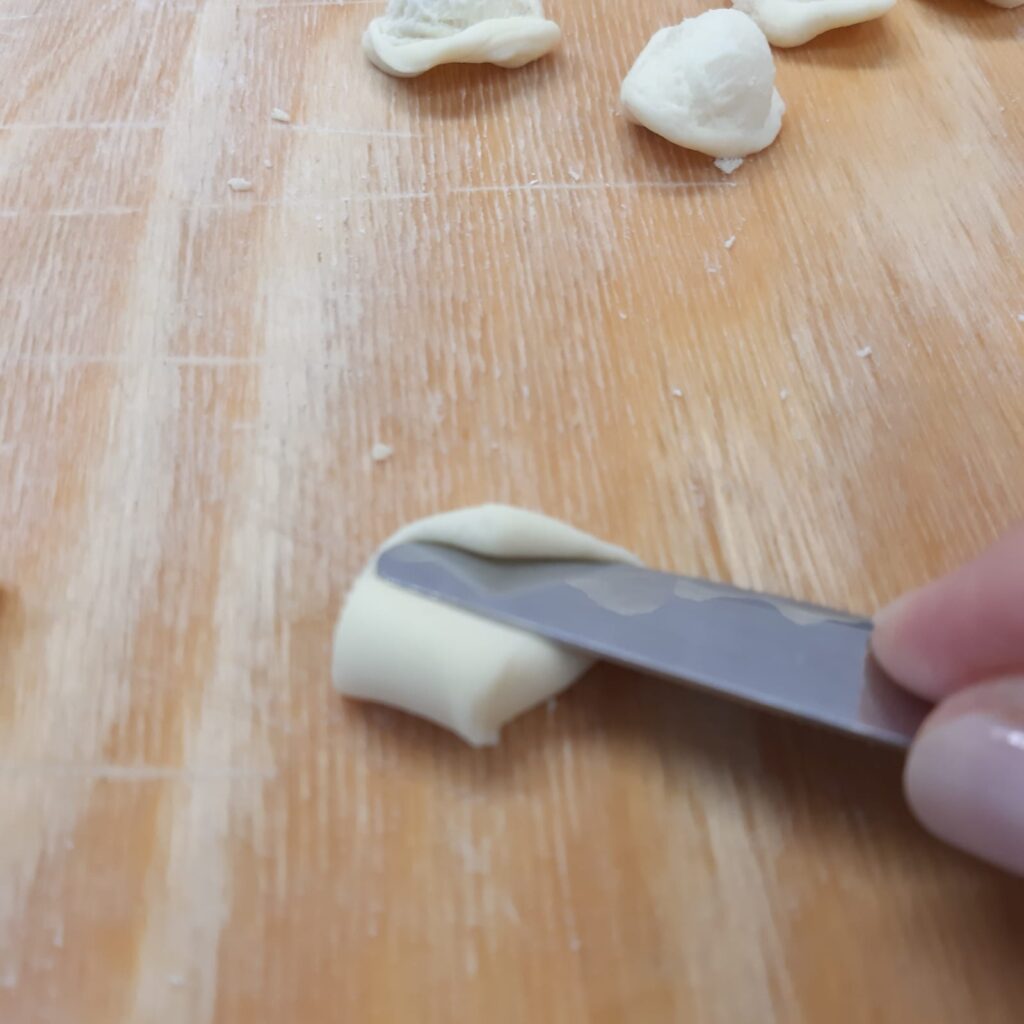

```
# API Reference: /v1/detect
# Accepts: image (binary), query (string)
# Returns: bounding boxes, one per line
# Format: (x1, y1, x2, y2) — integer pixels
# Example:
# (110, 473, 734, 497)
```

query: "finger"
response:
(904, 677, 1024, 876)
(872, 525, 1024, 702)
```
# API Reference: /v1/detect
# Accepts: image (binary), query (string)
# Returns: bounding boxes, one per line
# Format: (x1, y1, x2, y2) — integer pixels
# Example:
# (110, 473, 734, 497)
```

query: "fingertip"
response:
(905, 679, 1024, 876)
(872, 524, 1024, 702)
(872, 587, 946, 701)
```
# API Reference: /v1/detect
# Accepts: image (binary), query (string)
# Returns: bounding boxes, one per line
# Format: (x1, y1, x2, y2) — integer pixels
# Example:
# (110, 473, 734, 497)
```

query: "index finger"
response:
(871, 525, 1024, 702)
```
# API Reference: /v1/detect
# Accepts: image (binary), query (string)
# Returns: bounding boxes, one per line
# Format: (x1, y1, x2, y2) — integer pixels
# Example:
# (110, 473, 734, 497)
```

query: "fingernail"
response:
(905, 711, 1024, 875)
(872, 590, 939, 697)
(872, 588, 913, 631)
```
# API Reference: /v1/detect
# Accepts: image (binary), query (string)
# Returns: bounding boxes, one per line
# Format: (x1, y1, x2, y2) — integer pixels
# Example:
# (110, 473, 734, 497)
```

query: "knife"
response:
(375, 543, 931, 747)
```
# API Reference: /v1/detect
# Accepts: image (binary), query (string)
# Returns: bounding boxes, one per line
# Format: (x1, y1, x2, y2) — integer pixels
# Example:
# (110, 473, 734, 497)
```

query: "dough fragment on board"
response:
(714, 156, 744, 175)
(363, 0, 561, 78)
(620, 10, 784, 160)
(332, 505, 639, 746)
(731, 0, 896, 47)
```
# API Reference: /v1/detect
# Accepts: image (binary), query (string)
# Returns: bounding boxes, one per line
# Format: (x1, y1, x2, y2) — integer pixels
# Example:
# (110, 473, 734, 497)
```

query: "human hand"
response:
(872, 526, 1024, 875)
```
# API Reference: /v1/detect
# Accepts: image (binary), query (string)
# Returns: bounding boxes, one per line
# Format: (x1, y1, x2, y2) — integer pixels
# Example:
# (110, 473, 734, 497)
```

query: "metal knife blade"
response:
(376, 543, 930, 747)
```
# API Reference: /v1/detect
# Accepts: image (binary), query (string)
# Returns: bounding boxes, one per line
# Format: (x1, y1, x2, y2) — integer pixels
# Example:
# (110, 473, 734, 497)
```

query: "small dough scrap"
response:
(363, 0, 561, 78)
(620, 10, 784, 160)
(332, 505, 638, 746)
(732, 0, 896, 47)
(714, 156, 744, 175)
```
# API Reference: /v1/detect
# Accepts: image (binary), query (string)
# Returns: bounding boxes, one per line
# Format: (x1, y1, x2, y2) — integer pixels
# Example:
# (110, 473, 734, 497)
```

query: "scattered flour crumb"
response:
(227, 177, 253, 192)
(714, 157, 744, 175)
(671, 387, 683, 397)
(371, 443, 393, 463)
(618, 310, 628, 320)
(780, 388, 789, 400)
(856, 346, 873, 358)
(568, 937, 582, 953)
(1017, 313, 1024, 323)
(567, 165, 583, 182)
(704, 253, 720, 274)
(270, 107, 292, 123)
(263, 158, 273, 169)
(167, 974, 187, 988)
(723, 235, 736, 250)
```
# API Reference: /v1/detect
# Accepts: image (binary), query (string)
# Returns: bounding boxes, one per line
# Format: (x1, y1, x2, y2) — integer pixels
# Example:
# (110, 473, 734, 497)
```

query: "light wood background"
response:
(1, 0, 1023, 1020)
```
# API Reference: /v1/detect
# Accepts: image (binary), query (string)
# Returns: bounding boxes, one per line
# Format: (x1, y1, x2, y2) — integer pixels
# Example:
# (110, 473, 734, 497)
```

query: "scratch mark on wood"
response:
(4, 355, 354, 369)
(0, 762, 276, 781)
(454, 179, 739, 196)
(0, 120, 166, 131)
(282, 124, 420, 139)
(0, 180, 736, 222)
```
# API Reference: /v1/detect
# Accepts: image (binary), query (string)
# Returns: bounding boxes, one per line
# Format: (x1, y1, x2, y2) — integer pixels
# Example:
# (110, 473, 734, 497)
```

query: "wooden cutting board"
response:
(1, 0, 1022, 1021)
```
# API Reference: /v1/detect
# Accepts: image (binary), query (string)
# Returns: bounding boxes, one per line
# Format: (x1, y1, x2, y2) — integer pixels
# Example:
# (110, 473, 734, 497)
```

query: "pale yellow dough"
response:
(364, 0, 561, 78)
(332, 505, 638, 746)
(731, 0, 897, 47)
(620, 10, 785, 160)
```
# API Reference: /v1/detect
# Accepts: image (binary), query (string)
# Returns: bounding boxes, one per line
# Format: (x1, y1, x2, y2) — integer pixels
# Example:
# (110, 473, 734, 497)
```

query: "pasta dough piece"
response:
(363, 0, 561, 78)
(332, 505, 638, 746)
(731, 0, 896, 47)
(620, 10, 784, 160)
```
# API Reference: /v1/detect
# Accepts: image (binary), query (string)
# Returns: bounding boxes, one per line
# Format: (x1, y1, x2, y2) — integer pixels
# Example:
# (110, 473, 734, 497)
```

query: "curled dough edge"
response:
(363, 16, 561, 77)
(332, 505, 638, 746)
(732, 0, 897, 47)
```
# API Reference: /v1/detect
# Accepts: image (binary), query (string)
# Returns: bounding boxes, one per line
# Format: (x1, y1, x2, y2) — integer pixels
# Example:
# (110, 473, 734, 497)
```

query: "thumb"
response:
(905, 678, 1024, 875)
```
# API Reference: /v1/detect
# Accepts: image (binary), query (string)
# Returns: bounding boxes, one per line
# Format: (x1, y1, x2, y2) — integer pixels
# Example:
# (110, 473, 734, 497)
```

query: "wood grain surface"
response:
(1, 0, 1023, 1021)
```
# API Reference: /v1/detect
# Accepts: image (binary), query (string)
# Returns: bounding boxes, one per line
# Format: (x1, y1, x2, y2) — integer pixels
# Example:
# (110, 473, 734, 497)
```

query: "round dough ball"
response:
(620, 10, 785, 160)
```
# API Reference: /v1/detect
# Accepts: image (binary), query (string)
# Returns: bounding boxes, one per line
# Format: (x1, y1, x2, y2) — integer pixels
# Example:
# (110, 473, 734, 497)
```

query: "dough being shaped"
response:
(332, 505, 638, 746)
(731, 0, 895, 47)
(363, 0, 561, 78)
(620, 10, 784, 160)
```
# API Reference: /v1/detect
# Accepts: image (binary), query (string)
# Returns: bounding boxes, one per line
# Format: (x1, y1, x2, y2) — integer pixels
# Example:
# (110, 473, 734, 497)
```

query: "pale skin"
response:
(873, 525, 1024, 876)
